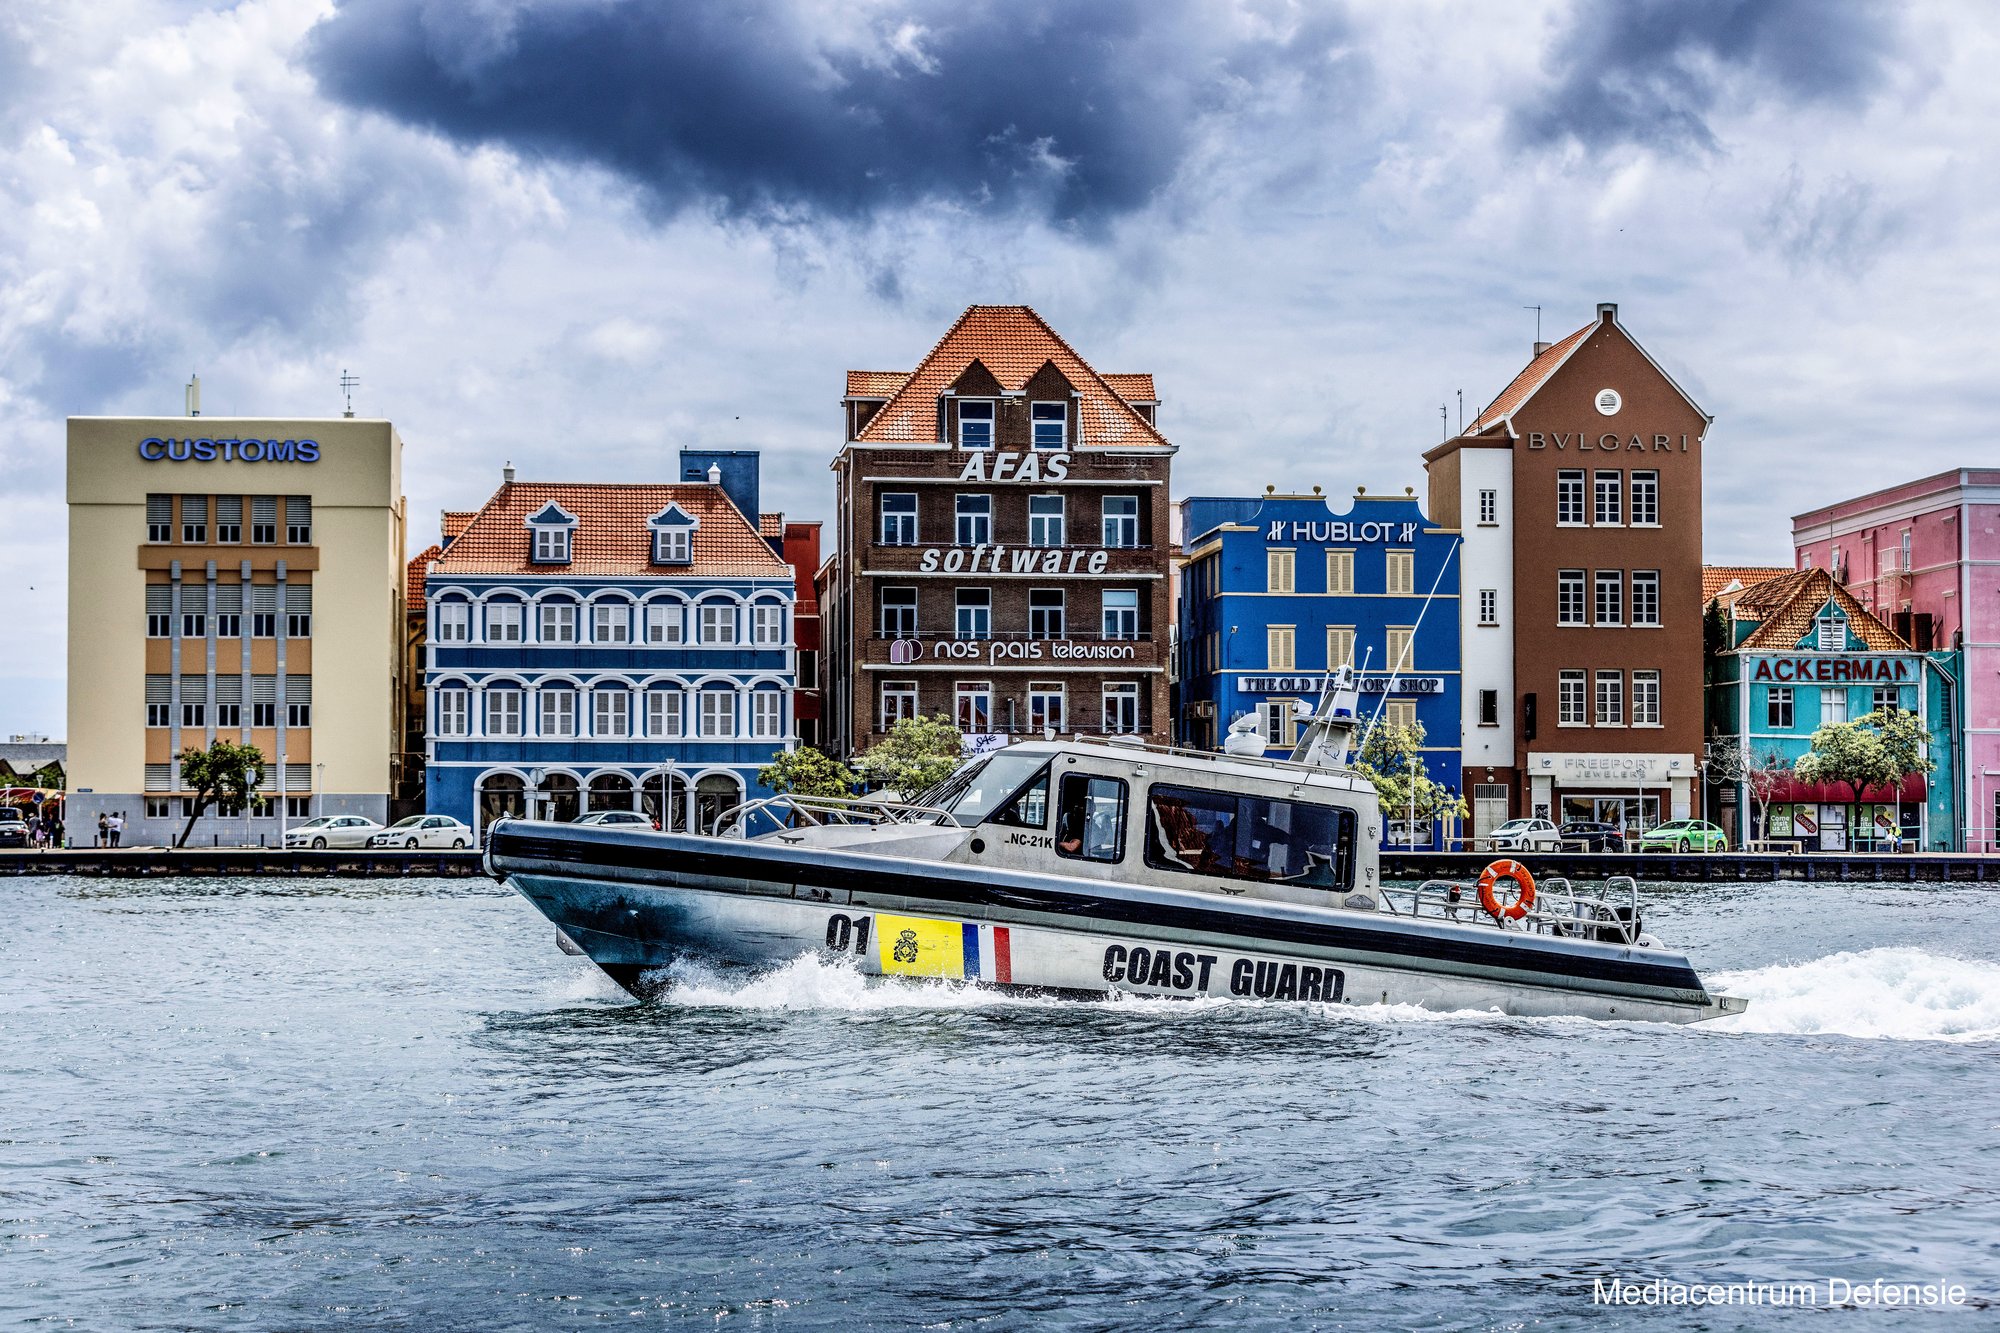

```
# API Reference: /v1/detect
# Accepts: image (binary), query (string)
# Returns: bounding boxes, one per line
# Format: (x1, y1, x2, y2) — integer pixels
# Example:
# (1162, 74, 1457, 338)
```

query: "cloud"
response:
(304, 0, 1362, 229)
(1511, 0, 1905, 154)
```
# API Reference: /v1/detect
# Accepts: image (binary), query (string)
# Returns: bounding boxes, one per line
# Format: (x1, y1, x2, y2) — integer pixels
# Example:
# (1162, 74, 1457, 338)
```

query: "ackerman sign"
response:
(138, 436, 322, 463)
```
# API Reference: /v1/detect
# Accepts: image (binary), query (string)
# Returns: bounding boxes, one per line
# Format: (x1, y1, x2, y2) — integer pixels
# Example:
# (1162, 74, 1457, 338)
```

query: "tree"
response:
(1350, 717, 1467, 845)
(1703, 738, 1790, 837)
(1797, 708, 1937, 847)
(856, 714, 965, 799)
(757, 747, 858, 799)
(175, 740, 266, 848)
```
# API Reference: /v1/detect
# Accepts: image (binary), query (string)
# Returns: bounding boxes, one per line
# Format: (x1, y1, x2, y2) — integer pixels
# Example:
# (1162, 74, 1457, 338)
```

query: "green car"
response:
(1637, 820, 1728, 853)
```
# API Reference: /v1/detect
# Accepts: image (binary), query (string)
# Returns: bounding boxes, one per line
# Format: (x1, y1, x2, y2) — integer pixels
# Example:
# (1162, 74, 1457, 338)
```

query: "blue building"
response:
(1179, 490, 1462, 848)
(423, 454, 798, 840)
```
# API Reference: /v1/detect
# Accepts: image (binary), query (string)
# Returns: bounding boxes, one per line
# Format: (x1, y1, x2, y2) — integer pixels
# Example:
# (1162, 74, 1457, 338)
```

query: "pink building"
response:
(1794, 469, 2000, 851)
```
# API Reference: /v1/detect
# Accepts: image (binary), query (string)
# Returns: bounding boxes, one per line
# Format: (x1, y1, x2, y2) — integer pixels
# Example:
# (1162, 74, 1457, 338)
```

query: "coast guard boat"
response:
(488, 669, 1745, 1025)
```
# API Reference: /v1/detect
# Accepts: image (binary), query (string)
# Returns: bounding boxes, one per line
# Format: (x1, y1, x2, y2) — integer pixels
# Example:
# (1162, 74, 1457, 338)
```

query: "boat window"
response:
(1145, 782, 1354, 891)
(939, 751, 1053, 823)
(989, 763, 1051, 829)
(1056, 773, 1127, 863)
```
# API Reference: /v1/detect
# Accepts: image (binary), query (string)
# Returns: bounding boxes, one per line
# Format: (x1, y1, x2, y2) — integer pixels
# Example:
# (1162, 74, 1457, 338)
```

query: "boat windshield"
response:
(921, 751, 1053, 823)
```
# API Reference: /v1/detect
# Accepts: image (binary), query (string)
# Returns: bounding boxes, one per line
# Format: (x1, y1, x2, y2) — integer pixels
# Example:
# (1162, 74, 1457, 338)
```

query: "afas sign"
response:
(139, 436, 321, 463)
(957, 452, 1070, 482)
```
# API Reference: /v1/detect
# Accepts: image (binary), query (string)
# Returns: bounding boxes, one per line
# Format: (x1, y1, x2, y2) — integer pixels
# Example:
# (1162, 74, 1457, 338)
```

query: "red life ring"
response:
(1477, 860, 1536, 921)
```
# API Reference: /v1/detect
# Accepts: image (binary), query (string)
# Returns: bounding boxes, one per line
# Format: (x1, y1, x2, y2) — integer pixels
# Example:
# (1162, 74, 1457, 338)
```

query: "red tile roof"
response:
(1102, 373, 1157, 402)
(1730, 567, 1910, 652)
(441, 510, 477, 542)
(846, 371, 910, 398)
(1703, 565, 1792, 603)
(758, 512, 784, 538)
(406, 543, 442, 607)
(1467, 323, 1594, 433)
(432, 483, 792, 580)
(854, 305, 1167, 447)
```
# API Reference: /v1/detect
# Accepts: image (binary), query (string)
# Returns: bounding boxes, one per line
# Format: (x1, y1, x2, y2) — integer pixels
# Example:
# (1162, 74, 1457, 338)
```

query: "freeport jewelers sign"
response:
(138, 436, 321, 463)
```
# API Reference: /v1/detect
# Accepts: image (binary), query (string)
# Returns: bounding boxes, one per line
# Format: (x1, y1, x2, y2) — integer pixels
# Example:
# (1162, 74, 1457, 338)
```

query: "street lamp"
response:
(315, 762, 324, 819)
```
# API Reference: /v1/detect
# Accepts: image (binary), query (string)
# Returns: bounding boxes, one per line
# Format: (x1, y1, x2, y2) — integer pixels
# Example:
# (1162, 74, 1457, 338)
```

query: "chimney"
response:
(502, 460, 515, 485)
(707, 463, 722, 485)
(1597, 302, 1618, 323)
(1533, 340, 1552, 356)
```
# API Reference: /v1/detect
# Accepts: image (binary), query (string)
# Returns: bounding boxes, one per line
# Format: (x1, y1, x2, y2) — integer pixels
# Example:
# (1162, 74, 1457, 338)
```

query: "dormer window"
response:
(957, 400, 994, 450)
(525, 502, 577, 565)
(648, 502, 699, 565)
(1031, 402, 1067, 449)
(1815, 609, 1848, 652)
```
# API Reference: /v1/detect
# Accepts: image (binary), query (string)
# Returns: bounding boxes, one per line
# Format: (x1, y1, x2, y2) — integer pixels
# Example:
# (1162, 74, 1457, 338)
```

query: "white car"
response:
(367, 815, 473, 849)
(284, 815, 386, 849)
(571, 810, 655, 828)
(1487, 817, 1562, 853)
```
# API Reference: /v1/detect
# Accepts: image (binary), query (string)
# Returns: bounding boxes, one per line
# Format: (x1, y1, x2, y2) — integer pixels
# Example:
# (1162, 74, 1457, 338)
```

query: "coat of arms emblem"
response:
(892, 929, 920, 964)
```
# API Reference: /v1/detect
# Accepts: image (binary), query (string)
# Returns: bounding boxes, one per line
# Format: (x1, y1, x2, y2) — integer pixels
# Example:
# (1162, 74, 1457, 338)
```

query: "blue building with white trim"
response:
(423, 454, 798, 840)
(1178, 490, 1462, 847)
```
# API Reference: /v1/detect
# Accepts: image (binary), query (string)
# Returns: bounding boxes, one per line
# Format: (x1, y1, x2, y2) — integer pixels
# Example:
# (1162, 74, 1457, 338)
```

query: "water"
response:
(3, 876, 1997, 1330)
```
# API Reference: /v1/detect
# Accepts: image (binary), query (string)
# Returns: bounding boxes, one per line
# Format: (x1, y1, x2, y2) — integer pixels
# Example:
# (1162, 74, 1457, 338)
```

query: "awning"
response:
(1762, 771, 1925, 805)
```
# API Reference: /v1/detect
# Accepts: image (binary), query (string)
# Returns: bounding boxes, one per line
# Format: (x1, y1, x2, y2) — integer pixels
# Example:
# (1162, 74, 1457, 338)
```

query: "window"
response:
(253, 701, 275, 727)
(539, 601, 577, 644)
(252, 496, 276, 545)
(881, 681, 918, 730)
(1479, 588, 1498, 626)
(1267, 626, 1296, 670)
(1821, 689, 1849, 726)
(1267, 549, 1295, 593)
(955, 494, 992, 546)
(879, 493, 917, 545)
(216, 496, 242, 544)
(284, 584, 312, 639)
(1557, 470, 1586, 525)
(1900, 529, 1912, 570)
(879, 587, 917, 637)
(1558, 570, 1586, 625)
(1261, 700, 1296, 750)
(1029, 684, 1065, 733)
(1325, 626, 1354, 670)
(1594, 570, 1622, 625)
(1633, 671, 1660, 725)
(957, 400, 994, 449)
(592, 602, 630, 644)
(699, 602, 736, 645)
(955, 681, 992, 733)
(488, 688, 524, 737)
(1144, 783, 1353, 889)
(1051, 771, 1130, 863)
(285, 796, 312, 819)
(643, 602, 683, 645)
(147, 702, 170, 727)
(1384, 699, 1417, 729)
(532, 526, 569, 564)
(146, 797, 171, 819)
(437, 689, 469, 737)
(251, 583, 277, 639)
(699, 690, 735, 738)
(956, 588, 992, 640)
(487, 601, 523, 643)
(1594, 471, 1622, 525)
(147, 495, 172, 543)
(147, 592, 172, 637)
(645, 690, 684, 738)
(1102, 496, 1139, 548)
(437, 602, 470, 642)
(1815, 610, 1847, 652)
(750, 604, 785, 646)
(1385, 550, 1414, 596)
(1029, 589, 1065, 640)
(1559, 670, 1587, 725)
(215, 701, 241, 730)
(1029, 495, 1065, 547)
(1478, 489, 1497, 524)
(287, 700, 312, 728)
(216, 611, 241, 638)
(1631, 571, 1660, 627)
(1479, 689, 1499, 726)
(1385, 626, 1414, 671)
(1595, 671, 1622, 726)
(1326, 549, 1355, 595)
(1767, 686, 1794, 729)
(539, 688, 576, 737)
(1031, 401, 1067, 449)
(1631, 471, 1659, 525)
(750, 691, 785, 739)
(1872, 685, 1902, 714)
(179, 495, 207, 545)
(594, 689, 631, 737)
(285, 496, 311, 544)
(655, 527, 691, 564)
(1102, 589, 1139, 640)
(1103, 682, 1140, 733)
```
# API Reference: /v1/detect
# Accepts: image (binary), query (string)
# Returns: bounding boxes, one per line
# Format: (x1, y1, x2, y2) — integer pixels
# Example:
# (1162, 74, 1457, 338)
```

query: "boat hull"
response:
(491, 823, 1742, 1025)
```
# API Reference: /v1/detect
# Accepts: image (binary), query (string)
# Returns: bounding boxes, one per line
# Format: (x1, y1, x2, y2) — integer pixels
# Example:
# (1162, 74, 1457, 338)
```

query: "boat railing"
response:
(1387, 874, 1644, 944)
(721, 792, 966, 840)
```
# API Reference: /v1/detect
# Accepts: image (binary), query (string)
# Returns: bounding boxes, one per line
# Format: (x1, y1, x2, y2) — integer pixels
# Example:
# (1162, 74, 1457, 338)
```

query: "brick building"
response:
(824, 306, 1175, 759)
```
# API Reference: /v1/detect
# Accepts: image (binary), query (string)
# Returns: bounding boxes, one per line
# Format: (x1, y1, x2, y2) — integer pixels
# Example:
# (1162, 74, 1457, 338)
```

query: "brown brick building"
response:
(1427, 304, 1711, 836)
(824, 306, 1175, 759)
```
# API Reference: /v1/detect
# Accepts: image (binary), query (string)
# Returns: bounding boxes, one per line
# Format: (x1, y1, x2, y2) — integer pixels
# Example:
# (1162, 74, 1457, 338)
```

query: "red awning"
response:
(1762, 771, 1925, 805)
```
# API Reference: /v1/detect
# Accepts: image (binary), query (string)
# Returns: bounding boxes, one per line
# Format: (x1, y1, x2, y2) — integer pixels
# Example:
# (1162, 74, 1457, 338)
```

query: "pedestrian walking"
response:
(108, 812, 123, 848)
(97, 812, 108, 848)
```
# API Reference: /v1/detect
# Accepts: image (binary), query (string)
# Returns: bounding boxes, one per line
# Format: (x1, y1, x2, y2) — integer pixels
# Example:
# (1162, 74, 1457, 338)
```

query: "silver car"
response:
(284, 815, 386, 849)
(1487, 817, 1562, 853)
(367, 815, 473, 849)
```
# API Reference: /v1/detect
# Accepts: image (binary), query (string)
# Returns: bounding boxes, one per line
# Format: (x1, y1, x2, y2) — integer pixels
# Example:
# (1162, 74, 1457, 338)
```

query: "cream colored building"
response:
(66, 417, 406, 845)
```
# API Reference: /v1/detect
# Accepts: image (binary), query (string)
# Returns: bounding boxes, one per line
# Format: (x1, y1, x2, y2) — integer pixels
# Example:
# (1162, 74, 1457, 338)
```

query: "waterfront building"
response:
(1425, 303, 1709, 840)
(1177, 489, 1463, 848)
(1706, 568, 1958, 851)
(66, 415, 407, 845)
(824, 306, 1175, 758)
(1793, 469, 2000, 851)
(422, 457, 797, 840)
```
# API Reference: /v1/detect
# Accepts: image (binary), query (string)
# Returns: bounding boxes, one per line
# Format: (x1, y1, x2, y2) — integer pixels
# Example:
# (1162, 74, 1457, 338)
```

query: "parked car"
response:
(1486, 818, 1561, 853)
(1637, 820, 1728, 853)
(283, 815, 386, 849)
(1558, 820, 1627, 853)
(367, 815, 473, 849)
(571, 810, 656, 828)
(0, 808, 27, 849)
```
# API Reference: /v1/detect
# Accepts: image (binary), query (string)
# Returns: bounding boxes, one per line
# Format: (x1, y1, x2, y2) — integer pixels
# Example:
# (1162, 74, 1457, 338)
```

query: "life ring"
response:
(1477, 860, 1536, 921)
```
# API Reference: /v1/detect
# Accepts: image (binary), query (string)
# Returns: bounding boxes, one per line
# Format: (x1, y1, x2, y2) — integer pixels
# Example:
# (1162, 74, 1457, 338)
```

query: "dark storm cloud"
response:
(304, 0, 1358, 227)
(1511, 0, 1904, 154)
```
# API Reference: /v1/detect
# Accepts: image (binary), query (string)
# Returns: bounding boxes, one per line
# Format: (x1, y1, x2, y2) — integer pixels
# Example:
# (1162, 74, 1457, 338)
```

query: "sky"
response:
(3, 0, 1993, 738)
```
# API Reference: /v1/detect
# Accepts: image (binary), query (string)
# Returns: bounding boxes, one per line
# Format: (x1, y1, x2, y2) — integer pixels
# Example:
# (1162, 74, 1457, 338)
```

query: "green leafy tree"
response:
(856, 714, 965, 799)
(757, 746, 859, 799)
(1351, 717, 1467, 842)
(175, 739, 267, 848)
(1797, 709, 1936, 845)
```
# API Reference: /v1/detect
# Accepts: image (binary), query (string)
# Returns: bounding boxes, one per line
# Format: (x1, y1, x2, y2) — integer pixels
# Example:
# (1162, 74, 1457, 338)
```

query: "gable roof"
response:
(1102, 373, 1157, 403)
(406, 543, 442, 607)
(1703, 564, 1792, 603)
(845, 371, 910, 399)
(853, 305, 1168, 447)
(441, 510, 477, 542)
(432, 483, 791, 581)
(1729, 567, 1910, 652)
(1462, 307, 1707, 438)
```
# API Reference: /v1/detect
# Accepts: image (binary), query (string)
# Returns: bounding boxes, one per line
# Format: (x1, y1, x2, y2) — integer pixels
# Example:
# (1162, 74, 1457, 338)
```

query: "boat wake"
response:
(1704, 947, 2000, 1043)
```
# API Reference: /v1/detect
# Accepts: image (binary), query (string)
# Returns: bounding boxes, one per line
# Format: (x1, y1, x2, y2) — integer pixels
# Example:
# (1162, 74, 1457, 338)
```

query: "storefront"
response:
(1527, 751, 1695, 834)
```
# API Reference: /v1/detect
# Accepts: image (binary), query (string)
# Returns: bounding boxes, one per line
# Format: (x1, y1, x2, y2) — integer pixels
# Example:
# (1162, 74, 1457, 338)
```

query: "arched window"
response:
(485, 597, 526, 644)
(696, 599, 737, 646)
(536, 773, 580, 823)
(642, 599, 685, 645)
(588, 772, 636, 812)
(435, 598, 472, 644)
(479, 773, 527, 832)
(697, 685, 738, 738)
(643, 772, 689, 832)
(695, 773, 743, 835)
(748, 599, 787, 647)
(537, 597, 580, 644)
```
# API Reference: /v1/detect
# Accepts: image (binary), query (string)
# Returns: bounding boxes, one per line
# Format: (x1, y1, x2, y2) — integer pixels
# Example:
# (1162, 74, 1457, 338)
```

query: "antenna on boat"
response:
(1289, 662, 1363, 768)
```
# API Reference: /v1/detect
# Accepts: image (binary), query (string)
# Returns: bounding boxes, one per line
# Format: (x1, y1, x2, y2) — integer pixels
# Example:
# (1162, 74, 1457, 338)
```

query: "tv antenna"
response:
(1439, 402, 1448, 440)
(340, 369, 360, 418)
(1524, 304, 1542, 343)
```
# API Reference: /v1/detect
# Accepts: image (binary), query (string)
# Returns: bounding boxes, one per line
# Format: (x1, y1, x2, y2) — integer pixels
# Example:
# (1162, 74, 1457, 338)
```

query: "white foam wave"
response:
(657, 953, 1029, 1011)
(1705, 947, 2000, 1043)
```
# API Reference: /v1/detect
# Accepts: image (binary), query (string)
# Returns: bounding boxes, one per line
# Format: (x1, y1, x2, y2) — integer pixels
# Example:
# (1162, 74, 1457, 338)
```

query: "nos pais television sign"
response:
(138, 437, 321, 463)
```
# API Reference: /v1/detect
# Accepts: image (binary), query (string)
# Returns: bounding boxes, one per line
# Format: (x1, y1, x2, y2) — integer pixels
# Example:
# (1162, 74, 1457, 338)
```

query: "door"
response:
(1818, 804, 1847, 852)
(1472, 785, 1508, 842)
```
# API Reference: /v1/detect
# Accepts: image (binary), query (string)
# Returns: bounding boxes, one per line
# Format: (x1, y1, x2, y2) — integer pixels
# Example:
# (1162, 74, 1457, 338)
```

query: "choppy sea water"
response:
(2, 875, 1997, 1330)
